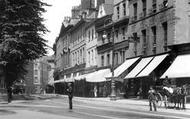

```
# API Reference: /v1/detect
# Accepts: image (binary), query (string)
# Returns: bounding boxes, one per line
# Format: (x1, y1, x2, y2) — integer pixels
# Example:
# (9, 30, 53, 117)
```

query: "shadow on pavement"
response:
(0, 109, 16, 115)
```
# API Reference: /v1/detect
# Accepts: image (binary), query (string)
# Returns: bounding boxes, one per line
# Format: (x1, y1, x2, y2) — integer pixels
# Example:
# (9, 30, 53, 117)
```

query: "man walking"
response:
(7, 86, 12, 103)
(148, 86, 157, 111)
(181, 85, 187, 109)
(67, 83, 73, 109)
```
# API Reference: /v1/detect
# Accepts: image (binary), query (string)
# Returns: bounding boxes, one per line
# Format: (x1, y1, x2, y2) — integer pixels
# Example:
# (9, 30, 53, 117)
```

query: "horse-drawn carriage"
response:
(154, 85, 186, 109)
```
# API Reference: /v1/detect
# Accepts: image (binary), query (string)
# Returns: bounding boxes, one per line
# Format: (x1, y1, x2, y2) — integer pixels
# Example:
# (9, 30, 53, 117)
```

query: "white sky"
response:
(43, 0, 81, 55)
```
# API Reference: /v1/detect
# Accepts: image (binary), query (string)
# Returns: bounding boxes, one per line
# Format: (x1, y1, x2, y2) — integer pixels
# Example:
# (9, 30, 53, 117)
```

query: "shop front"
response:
(124, 54, 170, 98)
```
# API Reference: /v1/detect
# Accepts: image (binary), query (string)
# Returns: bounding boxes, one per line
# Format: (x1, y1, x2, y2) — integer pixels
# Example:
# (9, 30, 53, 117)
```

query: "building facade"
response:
(53, 0, 190, 98)
(126, 0, 190, 58)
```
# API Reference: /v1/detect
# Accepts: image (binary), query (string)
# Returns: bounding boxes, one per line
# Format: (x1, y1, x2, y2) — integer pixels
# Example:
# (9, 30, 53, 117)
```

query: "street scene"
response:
(1, 95, 190, 119)
(1, 0, 190, 119)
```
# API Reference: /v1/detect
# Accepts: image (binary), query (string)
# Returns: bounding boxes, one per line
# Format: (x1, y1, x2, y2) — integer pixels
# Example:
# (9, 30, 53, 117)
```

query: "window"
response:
(163, 0, 168, 7)
(122, 27, 125, 36)
(114, 53, 119, 65)
(120, 50, 125, 63)
(123, 3, 126, 16)
(107, 54, 110, 66)
(152, 0, 157, 13)
(142, 30, 147, 55)
(92, 29, 94, 40)
(88, 51, 90, 65)
(142, 0, 147, 16)
(107, 32, 111, 42)
(34, 63, 38, 68)
(82, 47, 85, 63)
(34, 70, 38, 75)
(75, 52, 77, 65)
(152, 26, 157, 54)
(133, 33, 138, 56)
(77, 51, 79, 64)
(115, 30, 119, 38)
(133, 3, 137, 20)
(80, 49, 82, 63)
(91, 50, 94, 65)
(101, 55, 104, 66)
(117, 6, 120, 19)
(88, 30, 91, 42)
(34, 77, 38, 83)
(162, 22, 168, 51)
(72, 53, 74, 65)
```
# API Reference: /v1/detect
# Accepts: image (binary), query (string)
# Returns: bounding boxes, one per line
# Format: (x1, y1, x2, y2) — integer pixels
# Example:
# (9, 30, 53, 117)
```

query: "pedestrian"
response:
(148, 86, 157, 111)
(7, 86, 13, 103)
(67, 82, 73, 109)
(94, 85, 97, 97)
(181, 85, 187, 109)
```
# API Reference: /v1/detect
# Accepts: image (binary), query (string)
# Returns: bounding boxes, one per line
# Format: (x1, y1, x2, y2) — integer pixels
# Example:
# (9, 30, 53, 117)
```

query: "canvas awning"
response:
(136, 54, 168, 77)
(161, 54, 190, 78)
(65, 73, 74, 82)
(106, 57, 139, 78)
(53, 78, 65, 84)
(86, 69, 111, 82)
(74, 74, 86, 80)
(125, 57, 154, 79)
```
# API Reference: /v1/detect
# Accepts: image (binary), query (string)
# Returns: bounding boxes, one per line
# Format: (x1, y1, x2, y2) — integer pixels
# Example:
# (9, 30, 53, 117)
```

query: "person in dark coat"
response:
(7, 86, 12, 103)
(67, 83, 73, 109)
(181, 85, 187, 109)
(148, 86, 157, 111)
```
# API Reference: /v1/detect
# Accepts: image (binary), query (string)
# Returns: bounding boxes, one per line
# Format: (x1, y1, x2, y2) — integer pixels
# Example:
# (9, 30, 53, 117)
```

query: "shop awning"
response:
(74, 74, 86, 80)
(161, 54, 190, 78)
(106, 57, 139, 78)
(86, 69, 111, 82)
(65, 73, 74, 82)
(125, 57, 154, 79)
(53, 79, 65, 83)
(136, 54, 168, 78)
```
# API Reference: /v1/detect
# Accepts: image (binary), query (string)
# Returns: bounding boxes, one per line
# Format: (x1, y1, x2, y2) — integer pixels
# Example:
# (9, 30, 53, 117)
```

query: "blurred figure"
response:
(7, 86, 12, 103)
(148, 86, 157, 111)
(94, 85, 97, 97)
(181, 85, 187, 109)
(67, 83, 73, 109)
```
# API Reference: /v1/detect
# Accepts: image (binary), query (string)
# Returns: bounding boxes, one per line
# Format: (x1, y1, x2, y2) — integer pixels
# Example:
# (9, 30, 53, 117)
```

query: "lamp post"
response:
(103, 21, 116, 100)
(110, 22, 116, 101)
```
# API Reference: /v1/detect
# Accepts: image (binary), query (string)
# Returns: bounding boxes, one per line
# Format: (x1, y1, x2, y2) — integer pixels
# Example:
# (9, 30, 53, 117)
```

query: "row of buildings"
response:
(53, 0, 190, 98)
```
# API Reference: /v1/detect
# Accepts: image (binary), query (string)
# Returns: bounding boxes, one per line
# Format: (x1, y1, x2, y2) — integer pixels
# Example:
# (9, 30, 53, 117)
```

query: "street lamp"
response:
(102, 21, 116, 101)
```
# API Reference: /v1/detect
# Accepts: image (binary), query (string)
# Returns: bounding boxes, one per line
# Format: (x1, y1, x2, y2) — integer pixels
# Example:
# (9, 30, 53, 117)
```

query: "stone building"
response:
(123, 0, 190, 97)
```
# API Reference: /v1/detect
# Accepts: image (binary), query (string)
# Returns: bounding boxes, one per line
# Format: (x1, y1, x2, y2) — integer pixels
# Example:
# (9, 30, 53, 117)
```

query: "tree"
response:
(0, 0, 49, 90)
